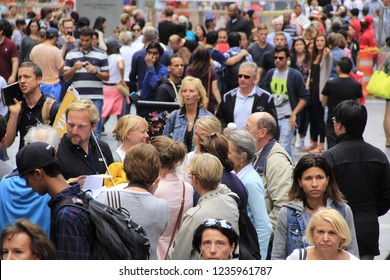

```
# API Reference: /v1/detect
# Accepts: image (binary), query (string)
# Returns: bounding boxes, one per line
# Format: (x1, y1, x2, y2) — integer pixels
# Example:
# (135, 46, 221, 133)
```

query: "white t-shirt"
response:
(286, 247, 360, 260)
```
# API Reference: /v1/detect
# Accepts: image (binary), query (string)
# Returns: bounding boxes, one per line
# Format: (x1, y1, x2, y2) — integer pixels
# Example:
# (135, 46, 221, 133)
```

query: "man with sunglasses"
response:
(216, 62, 278, 133)
(263, 45, 309, 161)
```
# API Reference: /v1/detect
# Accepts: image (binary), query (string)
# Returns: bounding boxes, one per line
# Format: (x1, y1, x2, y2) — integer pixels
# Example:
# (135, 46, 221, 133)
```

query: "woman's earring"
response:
(229, 252, 233, 259)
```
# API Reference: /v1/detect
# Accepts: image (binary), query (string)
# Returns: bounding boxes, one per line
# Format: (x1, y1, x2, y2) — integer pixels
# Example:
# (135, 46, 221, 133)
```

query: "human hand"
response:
(145, 52, 156, 67)
(67, 175, 87, 187)
(7, 76, 16, 85)
(74, 60, 84, 70)
(8, 98, 22, 115)
(289, 114, 297, 130)
(240, 49, 249, 56)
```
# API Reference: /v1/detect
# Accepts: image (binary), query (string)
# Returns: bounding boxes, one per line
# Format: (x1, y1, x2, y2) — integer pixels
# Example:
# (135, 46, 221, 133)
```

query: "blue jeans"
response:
(91, 99, 103, 140)
(278, 117, 295, 162)
(40, 83, 62, 104)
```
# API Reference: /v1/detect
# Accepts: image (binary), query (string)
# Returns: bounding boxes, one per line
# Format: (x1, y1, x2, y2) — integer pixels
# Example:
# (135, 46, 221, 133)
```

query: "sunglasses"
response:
(203, 218, 233, 229)
(274, 56, 286, 61)
(133, 29, 141, 32)
(237, 74, 253, 79)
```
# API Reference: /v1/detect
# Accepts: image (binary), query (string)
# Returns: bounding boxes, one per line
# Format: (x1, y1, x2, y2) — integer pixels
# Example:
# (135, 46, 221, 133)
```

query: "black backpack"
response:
(224, 52, 247, 92)
(229, 195, 261, 260)
(52, 191, 150, 260)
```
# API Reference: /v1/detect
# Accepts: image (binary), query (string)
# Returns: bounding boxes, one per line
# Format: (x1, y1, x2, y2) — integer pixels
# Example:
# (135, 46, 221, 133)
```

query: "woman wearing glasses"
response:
(192, 218, 238, 260)
(131, 22, 143, 45)
(271, 154, 359, 259)
(167, 153, 239, 260)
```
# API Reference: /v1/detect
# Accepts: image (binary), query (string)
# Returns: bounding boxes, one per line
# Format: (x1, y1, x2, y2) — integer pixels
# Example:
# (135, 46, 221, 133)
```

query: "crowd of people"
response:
(0, 0, 390, 261)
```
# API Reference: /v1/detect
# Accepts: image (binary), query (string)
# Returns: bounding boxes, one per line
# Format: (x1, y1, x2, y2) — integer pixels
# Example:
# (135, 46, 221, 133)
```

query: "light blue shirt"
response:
(233, 87, 255, 130)
(237, 164, 273, 260)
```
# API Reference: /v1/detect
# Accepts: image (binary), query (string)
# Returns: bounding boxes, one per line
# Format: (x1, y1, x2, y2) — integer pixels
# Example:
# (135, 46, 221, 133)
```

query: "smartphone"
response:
(67, 31, 73, 36)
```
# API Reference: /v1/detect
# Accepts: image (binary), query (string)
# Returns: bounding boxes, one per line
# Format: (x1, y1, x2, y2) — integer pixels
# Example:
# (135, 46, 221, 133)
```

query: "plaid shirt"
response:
(49, 184, 95, 260)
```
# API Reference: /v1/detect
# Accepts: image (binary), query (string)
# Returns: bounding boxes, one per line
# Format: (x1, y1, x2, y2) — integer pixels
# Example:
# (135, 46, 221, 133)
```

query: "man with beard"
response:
(57, 99, 113, 180)
(155, 54, 184, 102)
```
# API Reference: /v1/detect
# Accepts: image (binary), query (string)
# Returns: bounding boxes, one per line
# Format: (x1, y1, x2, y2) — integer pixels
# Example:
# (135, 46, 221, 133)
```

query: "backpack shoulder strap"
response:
(106, 190, 121, 210)
(42, 97, 55, 125)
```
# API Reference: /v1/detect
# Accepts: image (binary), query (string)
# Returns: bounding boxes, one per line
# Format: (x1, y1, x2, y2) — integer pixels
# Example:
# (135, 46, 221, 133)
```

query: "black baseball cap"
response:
(6, 142, 58, 178)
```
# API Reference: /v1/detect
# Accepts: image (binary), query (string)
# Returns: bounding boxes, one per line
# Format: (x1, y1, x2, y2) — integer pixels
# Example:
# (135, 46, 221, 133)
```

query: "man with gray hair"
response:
(244, 111, 293, 259)
(216, 62, 278, 131)
(0, 124, 60, 236)
(129, 26, 170, 92)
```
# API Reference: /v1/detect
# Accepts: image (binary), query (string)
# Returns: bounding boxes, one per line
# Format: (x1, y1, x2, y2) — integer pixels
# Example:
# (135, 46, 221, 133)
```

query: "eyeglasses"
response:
(237, 74, 253, 79)
(273, 56, 286, 61)
(203, 218, 233, 229)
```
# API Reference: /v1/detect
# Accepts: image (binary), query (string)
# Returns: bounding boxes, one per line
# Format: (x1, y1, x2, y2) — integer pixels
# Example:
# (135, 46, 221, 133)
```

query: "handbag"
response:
(366, 70, 390, 99)
(116, 81, 130, 97)
(366, 54, 390, 99)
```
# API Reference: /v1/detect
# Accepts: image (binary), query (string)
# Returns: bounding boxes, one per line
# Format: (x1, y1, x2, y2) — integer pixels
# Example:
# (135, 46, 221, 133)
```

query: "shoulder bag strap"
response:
(165, 181, 186, 260)
(107, 190, 121, 210)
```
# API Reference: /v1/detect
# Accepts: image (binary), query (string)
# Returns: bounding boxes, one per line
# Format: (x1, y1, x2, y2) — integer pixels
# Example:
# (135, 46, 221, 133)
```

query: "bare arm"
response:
(224, 49, 249, 66)
(321, 96, 328, 108)
(4, 99, 22, 148)
(255, 67, 263, 85)
(211, 79, 221, 105)
(8, 57, 19, 84)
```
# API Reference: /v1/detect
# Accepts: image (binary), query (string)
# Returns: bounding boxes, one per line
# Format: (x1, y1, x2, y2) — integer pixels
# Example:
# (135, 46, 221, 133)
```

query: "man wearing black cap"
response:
(9, 142, 94, 260)
(30, 27, 64, 103)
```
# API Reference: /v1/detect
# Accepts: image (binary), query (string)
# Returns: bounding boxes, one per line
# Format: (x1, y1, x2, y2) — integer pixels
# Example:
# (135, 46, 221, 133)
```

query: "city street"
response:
(3, 97, 390, 260)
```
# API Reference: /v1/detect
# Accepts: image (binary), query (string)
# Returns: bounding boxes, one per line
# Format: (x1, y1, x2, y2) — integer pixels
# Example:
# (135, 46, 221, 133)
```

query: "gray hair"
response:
(239, 62, 257, 77)
(142, 26, 158, 44)
(119, 31, 132, 46)
(228, 130, 257, 163)
(24, 124, 60, 149)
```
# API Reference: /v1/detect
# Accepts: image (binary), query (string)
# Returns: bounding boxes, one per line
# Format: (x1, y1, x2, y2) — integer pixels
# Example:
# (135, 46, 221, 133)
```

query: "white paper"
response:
(82, 174, 111, 198)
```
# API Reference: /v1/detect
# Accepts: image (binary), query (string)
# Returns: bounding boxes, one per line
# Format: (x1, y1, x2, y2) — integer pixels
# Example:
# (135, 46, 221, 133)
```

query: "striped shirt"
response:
(64, 47, 109, 100)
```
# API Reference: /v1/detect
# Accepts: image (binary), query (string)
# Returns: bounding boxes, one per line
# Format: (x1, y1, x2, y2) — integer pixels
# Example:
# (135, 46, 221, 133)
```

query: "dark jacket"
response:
(323, 134, 390, 256)
(216, 85, 278, 129)
(155, 75, 180, 102)
(57, 134, 114, 180)
(263, 67, 310, 123)
(226, 16, 252, 39)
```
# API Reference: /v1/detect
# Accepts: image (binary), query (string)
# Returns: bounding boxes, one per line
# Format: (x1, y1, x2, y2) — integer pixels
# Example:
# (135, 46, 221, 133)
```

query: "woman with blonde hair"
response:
(112, 115, 149, 162)
(163, 76, 213, 152)
(287, 208, 359, 260)
(151, 136, 194, 259)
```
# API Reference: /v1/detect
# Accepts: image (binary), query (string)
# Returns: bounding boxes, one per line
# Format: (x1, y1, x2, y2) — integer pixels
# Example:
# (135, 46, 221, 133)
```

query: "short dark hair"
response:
(206, 30, 218, 45)
(0, 19, 13, 38)
(192, 219, 238, 254)
(78, 16, 90, 28)
(334, 100, 367, 137)
(350, 8, 359, 17)
(167, 54, 183, 66)
(274, 45, 290, 58)
(337, 57, 352, 74)
(79, 26, 94, 37)
(228, 31, 241, 47)
(146, 41, 164, 57)
(19, 62, 43, 78)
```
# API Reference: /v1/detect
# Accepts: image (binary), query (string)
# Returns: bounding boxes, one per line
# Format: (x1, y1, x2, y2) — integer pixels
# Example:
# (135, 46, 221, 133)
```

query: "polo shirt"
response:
(0, 37, 18, 81)
(64, 46, 109, 100)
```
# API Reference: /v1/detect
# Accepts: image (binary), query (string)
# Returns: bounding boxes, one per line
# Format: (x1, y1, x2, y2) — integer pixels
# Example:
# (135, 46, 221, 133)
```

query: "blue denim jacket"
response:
(272, 198, 359, 259)
(162, 107, 212, 150)
(285, 202, 345, 255)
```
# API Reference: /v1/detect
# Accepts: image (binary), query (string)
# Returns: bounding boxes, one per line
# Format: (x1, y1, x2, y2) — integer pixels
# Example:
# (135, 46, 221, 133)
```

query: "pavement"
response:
(3, 97, 390, 260)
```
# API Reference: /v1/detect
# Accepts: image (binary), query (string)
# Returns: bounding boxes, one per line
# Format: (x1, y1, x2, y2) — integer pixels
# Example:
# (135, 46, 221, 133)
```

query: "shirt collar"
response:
(236, 163, 252, 179)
